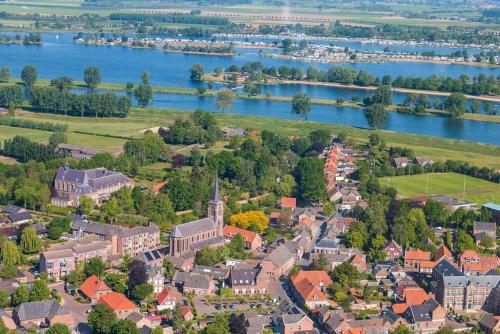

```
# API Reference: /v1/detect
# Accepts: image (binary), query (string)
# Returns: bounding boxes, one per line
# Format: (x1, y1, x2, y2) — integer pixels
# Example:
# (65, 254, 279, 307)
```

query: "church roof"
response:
(172, 217, 216, 238)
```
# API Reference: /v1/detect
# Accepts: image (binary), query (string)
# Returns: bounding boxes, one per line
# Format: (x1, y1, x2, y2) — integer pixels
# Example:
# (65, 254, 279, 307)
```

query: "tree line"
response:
(1, 135, 62, 162)
(29, 87, 131, 117)
(220, 61, 500, 96)
(109, 13, 230, 25)
(0, 117, 68, 132)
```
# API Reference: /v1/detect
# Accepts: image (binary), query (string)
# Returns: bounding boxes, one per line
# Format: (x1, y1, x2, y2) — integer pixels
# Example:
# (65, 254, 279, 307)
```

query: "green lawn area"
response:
(379, 173, 500, 205)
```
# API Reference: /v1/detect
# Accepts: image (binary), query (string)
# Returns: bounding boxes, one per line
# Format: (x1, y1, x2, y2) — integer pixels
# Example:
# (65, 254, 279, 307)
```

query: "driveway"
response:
(51, 282, 92, 334)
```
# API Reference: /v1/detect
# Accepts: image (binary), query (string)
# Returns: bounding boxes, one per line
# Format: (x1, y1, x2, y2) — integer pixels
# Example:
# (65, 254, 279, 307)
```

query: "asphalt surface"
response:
(52, 282, 92, 334)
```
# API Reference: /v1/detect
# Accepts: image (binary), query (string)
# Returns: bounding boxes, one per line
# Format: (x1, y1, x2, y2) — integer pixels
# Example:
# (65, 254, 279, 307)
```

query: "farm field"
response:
(379, 173, 499, 205)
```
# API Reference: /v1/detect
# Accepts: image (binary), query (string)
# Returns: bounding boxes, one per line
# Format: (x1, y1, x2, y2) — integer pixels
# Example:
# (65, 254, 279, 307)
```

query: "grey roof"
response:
(145, 265, 163, 277)
(479, 313, 499, 330)
(265, 244, 294, 268)
(14, 300, 69, 322)
(192, 265, 229, 280)
(281, 313, 308, 325)
(404, 299, 439, 323)
(430, 195, 474, 207)
(116, 224, 159, 238)
(172, 271, 189, 284)
(72, 220, 119, 236)
(315, 238, 339, 249)
(171, 217, 216, 238)
(192, 236, 225, 250)
(69, 213, 85, 224)
(469, 272, 500, 288)
(231, 268, 259, 286)
(382, 309, 400, 324)
(8, 211, 32, 223)
(3, 204, 25, 215)
(473, 221, 496, 232)
(433, 258, 465, 280)
(55, 167, 131, 195)
(58, 143, 96, 155)
(42, 248, 74, 260)
(183, 274, 211, 290)
(126, 312, 144, 323)
(209, 174, 222, 205)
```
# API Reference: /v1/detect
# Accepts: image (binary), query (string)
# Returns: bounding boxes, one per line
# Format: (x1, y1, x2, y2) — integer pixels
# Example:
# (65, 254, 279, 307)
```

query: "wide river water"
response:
(1, 33, 499, 145)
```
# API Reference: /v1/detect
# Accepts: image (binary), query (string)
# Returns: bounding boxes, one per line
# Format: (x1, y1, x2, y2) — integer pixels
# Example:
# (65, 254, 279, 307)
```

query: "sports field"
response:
(379, 173, 499, 205)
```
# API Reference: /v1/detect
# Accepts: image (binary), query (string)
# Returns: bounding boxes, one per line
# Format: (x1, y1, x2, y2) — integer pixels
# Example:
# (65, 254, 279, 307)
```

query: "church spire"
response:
(213, 173, 220, 203)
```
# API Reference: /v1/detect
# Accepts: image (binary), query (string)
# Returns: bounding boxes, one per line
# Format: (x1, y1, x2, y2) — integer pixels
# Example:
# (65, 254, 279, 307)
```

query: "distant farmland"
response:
(379, 173, 499, 205)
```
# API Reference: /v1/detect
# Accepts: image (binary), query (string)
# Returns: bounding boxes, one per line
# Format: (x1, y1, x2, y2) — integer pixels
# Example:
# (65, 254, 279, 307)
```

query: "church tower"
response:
(208, 174, 224, 237)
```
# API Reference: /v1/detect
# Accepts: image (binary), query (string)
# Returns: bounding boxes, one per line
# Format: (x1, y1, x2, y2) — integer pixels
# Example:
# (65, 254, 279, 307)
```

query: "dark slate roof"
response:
(2, 204, 24, 215)
(14, 300, 69, 322)
(72, 220, 119, 235)
(430, 195, 474, 207)
(404, 299, 439, 323)
(192, 265, 229, 280)
(433, 258, 467, 287)
(183, 274, 211, 290)
(231, 268, 259, 286)
(315, 238, 339, 249)
(469, 272, 500, 288)
(69, 213, 85, 224)
(55, 167, 130, 194)
(479, 313, 499, 330)
(382, 309, 400, 324)
(473, 221, 496, 232)
(172, 217, 216, 238)
(8, 211, 32, 223)
(265, 244, 294, 268)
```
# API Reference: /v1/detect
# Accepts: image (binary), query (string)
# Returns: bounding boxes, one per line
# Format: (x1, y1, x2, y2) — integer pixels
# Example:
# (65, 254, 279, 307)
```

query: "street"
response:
(51, 282, 92, 334)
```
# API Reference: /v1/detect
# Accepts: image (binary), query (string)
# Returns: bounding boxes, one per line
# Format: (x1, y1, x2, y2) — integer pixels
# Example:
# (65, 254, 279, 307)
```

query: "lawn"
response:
(379, 173, 499, 205)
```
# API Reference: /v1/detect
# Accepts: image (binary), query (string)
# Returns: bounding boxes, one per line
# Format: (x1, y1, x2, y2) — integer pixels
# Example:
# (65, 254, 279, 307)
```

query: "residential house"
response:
(191, 265, 229, 281)
(51, 166, 132, 207)
(392, 158, 410, 169)
(13, 300, 75, 329)
(382, 240, 403, 261)
(223, 225, 262, 251)
(291, 271, 333, 309)
(313, 239, 340, 255)
(414, 157, 433, 166)
(402, 299, 446, 333)
(230, 265, 269, 295)
(146, 265, 164, 294)
(0, 309, 16, 330)
(165, 254, 194, 272)
(97, 292, 137, 319)
(156, 288, 176, 311)
(182, 274, 215, 296)
(473, 221, 497, 246)
(2, 204, 32, 225)
(404, 248, 430, 269)
(79, 275, 112, 304)
(279, 197, 297, 210)
(349, 255, 368, 272)
(479, 313, 500, 334)
(459, 250, 499, 275)
(279, 313, 315, 334)
(138, 248, 168, 267)
(180, 306, 194, 321)
(261, 243, 295, 279)
(56, 143, 96, 161)
(433, 245, 453, 262)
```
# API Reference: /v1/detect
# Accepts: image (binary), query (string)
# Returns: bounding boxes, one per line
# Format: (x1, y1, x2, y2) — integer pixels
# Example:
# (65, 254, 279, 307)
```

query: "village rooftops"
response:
(231, 267, 259, 286)
(55, 167, 131, 194)
(79, 275, 110, 300)
(14, 300, 70, 322)
(183, 274, 212, 290)
(403, 299, 440, 323)
(97, 292, 136, 311)
(265, 243, 294, 268)
(192, 265, 229, 280)
(223, 225, 259, 244)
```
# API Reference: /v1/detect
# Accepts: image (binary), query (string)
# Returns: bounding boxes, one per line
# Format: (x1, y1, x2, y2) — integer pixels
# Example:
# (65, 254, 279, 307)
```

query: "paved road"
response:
(52, 282, 92, 334)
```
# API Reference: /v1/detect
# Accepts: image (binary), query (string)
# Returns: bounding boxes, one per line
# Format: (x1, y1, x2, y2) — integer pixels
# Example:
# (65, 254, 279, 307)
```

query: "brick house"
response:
(261, 243, 295, 279)
(223, 225, 262, 251)
(382, 240, 403, 261)
(182, 274, 215, 296)
(156, 288, 176, 311)
(473, 221, 497, 246)
(404, 248, 431, 269)
(402, 299, 446, 333)
(230, 266, 269, 295)
(279, 313, 314, 334)
(291, 271, 333, 309)
(459, 250, 499, 275)
(97, 292, 137, 319)
(13, 300, 75, 329)
(79, 275, 112, 304)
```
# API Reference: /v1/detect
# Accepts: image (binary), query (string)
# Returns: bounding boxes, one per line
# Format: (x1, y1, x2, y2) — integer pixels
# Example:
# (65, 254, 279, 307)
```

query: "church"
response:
(169, 177, 225, 258)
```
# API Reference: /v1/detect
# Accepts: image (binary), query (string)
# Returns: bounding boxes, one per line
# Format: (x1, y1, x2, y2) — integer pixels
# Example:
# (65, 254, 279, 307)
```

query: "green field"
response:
(379, 173, 499, 205)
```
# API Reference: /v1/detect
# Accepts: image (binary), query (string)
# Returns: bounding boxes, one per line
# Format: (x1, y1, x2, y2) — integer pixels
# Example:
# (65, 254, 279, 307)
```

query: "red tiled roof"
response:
(291, 271, 333, 302)
(405, 249, 430, 261)
(79, 275, 110, 299)
(392, 303, 408, 315)
(460, 249, 479, 261)
(299, 215, 315, 226)
(349, 255, 367, 270)
(280, 197, 296, 208)
(462, 262, 496, 273)
(156, 288, 176, 305)
(434, 245, 452, 261)
(419, 261, 436, 268)
(97, 292, 136, 311)
(402, 288, 430, 306)
(151, 181, 167, 193)
(181, 306, 192, 318)
(223, 225, 258, 243)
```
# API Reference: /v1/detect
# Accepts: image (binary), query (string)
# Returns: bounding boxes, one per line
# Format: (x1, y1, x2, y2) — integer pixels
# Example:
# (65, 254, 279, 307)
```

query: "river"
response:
(1, 32, 499, 145)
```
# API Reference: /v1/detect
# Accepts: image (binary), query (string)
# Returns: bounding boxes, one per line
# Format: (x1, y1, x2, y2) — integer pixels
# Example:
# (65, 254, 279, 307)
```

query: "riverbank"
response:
(5, 108, 499, 170)
(2, 79, 499, 124)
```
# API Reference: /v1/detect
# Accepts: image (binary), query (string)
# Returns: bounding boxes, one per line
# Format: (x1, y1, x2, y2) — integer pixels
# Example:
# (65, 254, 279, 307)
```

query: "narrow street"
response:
(51, 282, 92, 334)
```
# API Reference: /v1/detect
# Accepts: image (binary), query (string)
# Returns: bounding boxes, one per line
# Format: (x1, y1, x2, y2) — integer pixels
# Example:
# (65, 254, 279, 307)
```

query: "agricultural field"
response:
(379, 173, 500, 205)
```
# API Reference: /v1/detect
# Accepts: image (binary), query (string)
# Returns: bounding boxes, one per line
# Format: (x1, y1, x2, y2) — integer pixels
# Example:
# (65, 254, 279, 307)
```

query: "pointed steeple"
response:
(211, 173, 222, 204)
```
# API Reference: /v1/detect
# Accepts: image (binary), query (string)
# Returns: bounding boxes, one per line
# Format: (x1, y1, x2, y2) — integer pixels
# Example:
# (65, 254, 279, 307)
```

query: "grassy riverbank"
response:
(2, 108, 500, 170)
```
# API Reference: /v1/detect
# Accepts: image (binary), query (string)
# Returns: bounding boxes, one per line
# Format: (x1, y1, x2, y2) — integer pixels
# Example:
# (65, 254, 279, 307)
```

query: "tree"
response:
(104, 273, 128, 294)
(444, 93, 466, 117)
(195, 247, 223, 266)
(369, 86, 392, 106)
(79, 195, 95, 215)
(0, 264, 16, 279)
(134, 84, 153, 108)
(0, 67, 10, 83)
(12, 285, 30, 306)
(455, 229, 475, 253)
(479, 235, 494, 249)
(141, 71, 150, 85)
(0, 239, 20, 265)
(131, 283, 153, 302)
(423, 199, 448, 226)
(47, 217, 72, 240)
(47, 324, 72, 334)
(205, 314, 230, 334)
(20, 226, 43, 254)
(470, 100, 481, 114)
(330, 262, 361, 289)
(84, 66, 101, 90)
(100, 197, 122, 223)
(296, 157, 327, 202)
(391, 324, 414, 334)
(111, 319, 139, 334)
(312, 253, 329, 271)
(50, 76, 73, 92)
(161, 177, 195, 211)
(88, 304, 117, 334)
(365, 103, 388, 129)
(128, 260, 147, 290)
(30, 279, 51, 301)
(189, 63, 204, 80)
(216, 88, 234, 112)
(0, 290, 8, 308)
(49, 131, 67, 146)
(291, 93, 311, 119)
(84, 257, 106, 277)
(228, 211, 269, 232)
(21, 65, 37, 87)
(14, 177, 50, 210)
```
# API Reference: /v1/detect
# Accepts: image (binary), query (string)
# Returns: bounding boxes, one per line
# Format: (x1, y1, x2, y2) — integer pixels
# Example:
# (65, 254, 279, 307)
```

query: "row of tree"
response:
(109, 13, 230, 25)
(0, 116, 68, 132)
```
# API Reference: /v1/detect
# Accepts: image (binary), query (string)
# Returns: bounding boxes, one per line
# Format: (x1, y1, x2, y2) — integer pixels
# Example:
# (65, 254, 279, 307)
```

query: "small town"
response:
(0, 120, 498, 334)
